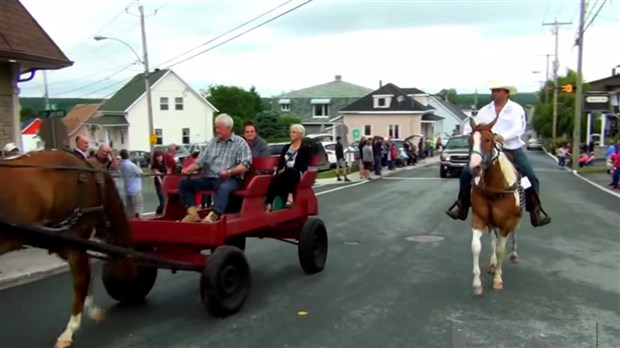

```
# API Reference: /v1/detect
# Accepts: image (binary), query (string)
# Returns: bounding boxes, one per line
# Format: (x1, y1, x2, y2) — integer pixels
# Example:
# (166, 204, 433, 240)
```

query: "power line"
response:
(20, 63, 136, 90)
(154, 0, 294, 69)
(52, 63, 139, 97)
(74, 77, 133, 99)
(163, 0, 314, 70)
(583, 0, 608, 33)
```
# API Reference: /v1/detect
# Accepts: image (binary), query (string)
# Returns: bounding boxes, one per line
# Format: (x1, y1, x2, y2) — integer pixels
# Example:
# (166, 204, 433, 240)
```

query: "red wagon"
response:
(100, 156, 328, 316)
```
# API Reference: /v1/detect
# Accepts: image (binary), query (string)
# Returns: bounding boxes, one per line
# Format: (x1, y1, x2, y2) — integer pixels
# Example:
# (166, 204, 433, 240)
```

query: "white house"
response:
(427, 95, 468, 138)
(20, 117, 43, 152)
(88, 69, 218, 151)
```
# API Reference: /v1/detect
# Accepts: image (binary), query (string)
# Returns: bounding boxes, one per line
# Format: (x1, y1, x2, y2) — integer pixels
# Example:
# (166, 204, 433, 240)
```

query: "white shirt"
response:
(463, 99, 526, 150)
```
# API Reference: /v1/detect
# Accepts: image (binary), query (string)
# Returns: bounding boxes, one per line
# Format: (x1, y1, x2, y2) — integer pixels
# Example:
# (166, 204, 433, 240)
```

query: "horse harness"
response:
(469, 140, 521, 202)
(0, 152, 111, 231)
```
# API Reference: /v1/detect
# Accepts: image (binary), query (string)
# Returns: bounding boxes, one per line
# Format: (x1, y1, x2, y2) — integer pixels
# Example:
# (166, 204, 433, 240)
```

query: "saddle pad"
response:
(516, 173, 526, 209)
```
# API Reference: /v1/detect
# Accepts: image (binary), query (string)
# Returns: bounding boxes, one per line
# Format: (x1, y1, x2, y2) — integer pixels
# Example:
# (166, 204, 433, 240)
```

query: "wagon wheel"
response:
(209, 236, 246, 254)
(200, 245, 251, 317)
(298, 217, 328, 274)
(102, 260, 158, 304)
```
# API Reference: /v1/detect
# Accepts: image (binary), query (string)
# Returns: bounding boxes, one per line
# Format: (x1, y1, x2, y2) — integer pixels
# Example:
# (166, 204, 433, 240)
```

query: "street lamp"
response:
(94, 28, 155, 152)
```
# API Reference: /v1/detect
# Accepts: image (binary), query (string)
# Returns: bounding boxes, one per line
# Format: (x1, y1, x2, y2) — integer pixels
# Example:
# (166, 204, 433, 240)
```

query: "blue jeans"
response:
(155, 185, 165, 214)
(374, 154, 382, 175)
(458, 148, 540, 204)
(179, 177, 242, 215)
(612, 168, 620, 189)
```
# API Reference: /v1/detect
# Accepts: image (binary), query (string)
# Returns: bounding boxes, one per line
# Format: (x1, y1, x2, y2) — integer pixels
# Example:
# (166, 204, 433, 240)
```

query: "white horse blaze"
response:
(469, 132, 483, 169)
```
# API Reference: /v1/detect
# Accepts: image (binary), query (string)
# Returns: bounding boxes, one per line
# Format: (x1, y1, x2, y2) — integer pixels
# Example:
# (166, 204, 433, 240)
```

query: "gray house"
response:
(270, 75, 373, 134)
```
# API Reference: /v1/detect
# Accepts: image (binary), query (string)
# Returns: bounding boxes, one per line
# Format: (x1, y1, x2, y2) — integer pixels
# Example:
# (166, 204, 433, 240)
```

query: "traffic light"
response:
(561, 84, 574, 93)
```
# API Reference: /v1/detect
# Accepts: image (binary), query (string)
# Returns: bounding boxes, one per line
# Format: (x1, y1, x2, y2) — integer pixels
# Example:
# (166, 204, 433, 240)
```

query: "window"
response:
(388, 124, 400, 138)
(280, 103, 290, 112)
(364, 125, 372, 136)
(155, 128, 163, 145)
(175, 97, 184, 110)
(182, 128, 190, 144)
(313, 104, 329, 118)
(160, 97, 169, 111)
(377, 98, 386, 107)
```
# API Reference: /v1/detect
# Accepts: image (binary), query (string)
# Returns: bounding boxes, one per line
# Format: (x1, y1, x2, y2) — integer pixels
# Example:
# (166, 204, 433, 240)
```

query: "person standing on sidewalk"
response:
(361, 139, 374, 180)
(335, 136, 350, 182)
(372, 137, 383, 176)
(119, 149, 144, 218)
(358, 136, 366, 178)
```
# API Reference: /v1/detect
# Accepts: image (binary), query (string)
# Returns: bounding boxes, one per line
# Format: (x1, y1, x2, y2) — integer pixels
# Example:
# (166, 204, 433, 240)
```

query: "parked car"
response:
(439, 135, 470, 178)
(526, 138, 543, 151)
(129, 150, 150, 167)
(267, 138, 331, 172)
(306, 133, 334, 143)
(321, 141, 356, 167)
(186, 142, 209, 155)
(153, 145, 190, 170)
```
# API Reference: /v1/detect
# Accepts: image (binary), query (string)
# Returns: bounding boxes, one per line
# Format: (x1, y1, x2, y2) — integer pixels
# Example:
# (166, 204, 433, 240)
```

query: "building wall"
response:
(341, 113, 422, 143)
(0, 62, 20, 150)
(127, 72, 215, 151)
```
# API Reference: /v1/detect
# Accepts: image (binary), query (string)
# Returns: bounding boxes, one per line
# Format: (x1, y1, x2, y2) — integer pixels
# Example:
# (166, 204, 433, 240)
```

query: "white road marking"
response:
(382, 177, 445, 180)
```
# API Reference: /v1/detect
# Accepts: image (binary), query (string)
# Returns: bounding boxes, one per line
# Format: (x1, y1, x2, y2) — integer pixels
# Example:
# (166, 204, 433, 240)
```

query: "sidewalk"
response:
(0, 156, 442, 291)
(315, 156, 440, 186)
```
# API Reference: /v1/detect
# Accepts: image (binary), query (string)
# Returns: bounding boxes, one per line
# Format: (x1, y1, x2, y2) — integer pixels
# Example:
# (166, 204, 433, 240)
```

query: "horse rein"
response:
(469, 134, 518, 198)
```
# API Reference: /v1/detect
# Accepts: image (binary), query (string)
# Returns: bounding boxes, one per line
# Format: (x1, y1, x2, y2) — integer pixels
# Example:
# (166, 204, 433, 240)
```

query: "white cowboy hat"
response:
(3, 142, 18, 153)
(488, 81, 517, 95)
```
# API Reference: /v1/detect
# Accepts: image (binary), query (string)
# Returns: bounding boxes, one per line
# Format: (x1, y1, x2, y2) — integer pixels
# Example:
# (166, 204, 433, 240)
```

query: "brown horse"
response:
(467, 117, 522, 296)
(0, 150, 136, 348)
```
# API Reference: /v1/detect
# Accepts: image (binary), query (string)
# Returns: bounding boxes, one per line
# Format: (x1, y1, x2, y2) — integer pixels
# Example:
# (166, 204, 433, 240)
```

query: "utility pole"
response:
(543, 19, 571, 143)
(139, 4, 155, 152)
(572, 0, 586, 171)
(539, 53, 552, 104)
(42, 71, 50, 110)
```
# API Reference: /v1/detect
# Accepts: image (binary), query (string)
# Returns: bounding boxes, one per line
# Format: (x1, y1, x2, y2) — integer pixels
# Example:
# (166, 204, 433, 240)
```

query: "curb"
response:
(0, 263, 68, 291)
(542, 147, 620, 199)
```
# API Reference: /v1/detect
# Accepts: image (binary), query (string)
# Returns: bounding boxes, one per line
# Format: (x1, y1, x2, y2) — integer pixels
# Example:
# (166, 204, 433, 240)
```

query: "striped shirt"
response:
(197, 134, 252, 178)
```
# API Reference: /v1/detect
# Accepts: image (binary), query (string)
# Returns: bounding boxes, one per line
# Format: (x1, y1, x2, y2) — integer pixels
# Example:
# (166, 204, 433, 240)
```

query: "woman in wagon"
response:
(150, 150, 167, 215)
(264, 123, 311, 212)
(179, 113, 252, 223)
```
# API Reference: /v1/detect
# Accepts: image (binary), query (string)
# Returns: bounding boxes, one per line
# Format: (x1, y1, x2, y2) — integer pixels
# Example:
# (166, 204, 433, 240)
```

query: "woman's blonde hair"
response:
(290, 123, 306, 136)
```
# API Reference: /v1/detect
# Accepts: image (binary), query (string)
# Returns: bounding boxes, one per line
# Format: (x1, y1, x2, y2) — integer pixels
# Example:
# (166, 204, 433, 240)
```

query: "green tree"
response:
(531, 69, 589, 144)
(20, 106, 37, 122)
(203, 85, 260, 120)
(255, 111, 301, 142)
(437, 88, 458, 104)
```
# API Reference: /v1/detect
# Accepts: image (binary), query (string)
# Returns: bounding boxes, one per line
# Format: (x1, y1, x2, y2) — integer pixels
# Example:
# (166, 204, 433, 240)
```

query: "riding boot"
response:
(446, 185, 471, 220)
(524, 190, 551, 227)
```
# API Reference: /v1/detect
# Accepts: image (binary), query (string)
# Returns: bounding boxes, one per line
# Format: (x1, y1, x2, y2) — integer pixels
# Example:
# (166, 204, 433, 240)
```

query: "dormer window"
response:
(373, 94, 392, 108)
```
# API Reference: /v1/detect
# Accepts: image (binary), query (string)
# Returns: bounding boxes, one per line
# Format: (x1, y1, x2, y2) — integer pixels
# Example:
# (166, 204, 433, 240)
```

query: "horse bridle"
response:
(0, 155, 110, 232)
(469, 132, 518, 198)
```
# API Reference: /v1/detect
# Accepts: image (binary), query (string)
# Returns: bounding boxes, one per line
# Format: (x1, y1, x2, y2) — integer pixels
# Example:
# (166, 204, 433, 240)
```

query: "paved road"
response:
(1, 152, 619, 348)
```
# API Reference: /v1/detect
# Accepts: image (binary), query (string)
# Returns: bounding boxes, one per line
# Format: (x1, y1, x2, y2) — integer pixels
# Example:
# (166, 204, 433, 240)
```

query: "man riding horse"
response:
(445, 82, 551, 227)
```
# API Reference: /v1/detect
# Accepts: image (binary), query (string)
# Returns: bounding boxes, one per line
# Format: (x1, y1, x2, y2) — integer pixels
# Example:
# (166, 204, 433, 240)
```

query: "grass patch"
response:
(577, 166, 610, 175)
(316, 164, 360, 179)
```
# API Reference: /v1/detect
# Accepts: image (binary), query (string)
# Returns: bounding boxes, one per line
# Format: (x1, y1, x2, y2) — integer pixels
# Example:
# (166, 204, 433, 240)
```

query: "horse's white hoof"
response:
(55, 339, 73, 348)
(473, 286, 483, 296)
(89, 307, 106, 324)
(493, 281, 503, 290)
(487, 264, 496, 275)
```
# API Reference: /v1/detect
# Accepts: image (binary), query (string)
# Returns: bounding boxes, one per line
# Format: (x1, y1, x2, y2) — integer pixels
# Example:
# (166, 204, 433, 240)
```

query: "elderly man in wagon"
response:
(179, 114, 253, 223)
(445, 82, 551, 227)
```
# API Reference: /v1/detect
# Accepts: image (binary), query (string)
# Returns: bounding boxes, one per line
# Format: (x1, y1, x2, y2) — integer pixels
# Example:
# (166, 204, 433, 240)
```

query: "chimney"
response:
(379, 80, 383, 87)
(613, 68, 617, 76)
(335, 75, 342, 81)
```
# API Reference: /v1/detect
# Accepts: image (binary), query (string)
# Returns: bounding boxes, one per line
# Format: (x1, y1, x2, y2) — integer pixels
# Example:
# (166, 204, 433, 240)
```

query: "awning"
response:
(311, 98, 331, 104)
(278, 99, 290, 104)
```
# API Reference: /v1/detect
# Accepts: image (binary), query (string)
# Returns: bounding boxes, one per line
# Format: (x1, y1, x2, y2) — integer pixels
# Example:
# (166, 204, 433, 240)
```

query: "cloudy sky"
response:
(18, 0, 620, 99)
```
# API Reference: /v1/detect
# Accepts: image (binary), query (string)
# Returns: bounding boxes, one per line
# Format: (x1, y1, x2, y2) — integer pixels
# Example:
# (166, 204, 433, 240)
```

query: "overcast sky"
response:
(18, 0, 620, 100)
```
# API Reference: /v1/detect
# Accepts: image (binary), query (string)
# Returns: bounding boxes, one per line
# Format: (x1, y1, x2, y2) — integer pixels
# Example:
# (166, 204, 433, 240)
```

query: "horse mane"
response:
(496, 151, 518, 187)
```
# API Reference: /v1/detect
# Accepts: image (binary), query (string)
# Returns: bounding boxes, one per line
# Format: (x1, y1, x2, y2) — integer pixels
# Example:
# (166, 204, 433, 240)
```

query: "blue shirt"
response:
(119, 159, 143, 196)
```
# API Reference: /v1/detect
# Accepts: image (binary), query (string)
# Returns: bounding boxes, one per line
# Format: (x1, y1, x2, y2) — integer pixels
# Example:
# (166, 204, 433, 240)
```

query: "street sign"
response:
(584, 93, 611, 113)
(149, 133, 158, 144)
(352, 128, 360, 140)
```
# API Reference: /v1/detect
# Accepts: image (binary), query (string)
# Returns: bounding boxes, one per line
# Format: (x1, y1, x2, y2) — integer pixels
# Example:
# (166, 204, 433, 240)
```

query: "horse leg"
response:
(472, 228, 484, 296)
(488, 230, 498, 275)
(493, 233, 508, 290)
(84, 257, 106, 323)
(509, 232, 519, 263)
(55, 251, 91, 348)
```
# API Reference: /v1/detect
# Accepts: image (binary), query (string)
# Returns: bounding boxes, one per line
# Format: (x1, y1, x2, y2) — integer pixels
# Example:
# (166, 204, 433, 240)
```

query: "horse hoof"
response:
(487, 265, 496, 275)
(510, 254, 519, 263)
(473, 286, 483, 296)
(55, 339, 73, 348)
(90, 307, 106, 324)
(493, 281, 503, 290)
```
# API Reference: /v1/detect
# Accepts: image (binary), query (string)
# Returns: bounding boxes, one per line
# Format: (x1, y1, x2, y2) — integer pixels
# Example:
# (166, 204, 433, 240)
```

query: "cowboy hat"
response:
(488, 81, 517, 95)
(3, 142, 18, 153)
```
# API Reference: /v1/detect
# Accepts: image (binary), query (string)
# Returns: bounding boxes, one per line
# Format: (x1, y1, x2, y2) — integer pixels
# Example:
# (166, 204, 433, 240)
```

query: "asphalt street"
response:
(1, 151, 619, 348)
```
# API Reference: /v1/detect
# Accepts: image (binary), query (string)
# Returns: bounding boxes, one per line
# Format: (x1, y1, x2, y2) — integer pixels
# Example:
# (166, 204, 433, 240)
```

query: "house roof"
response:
(340, 83, 435, 113)
(100, 69, 169, 112)
(0, 0, 73, 70)
(430, 95, 468, 121)
(21, 117, 41, 134)
(85, 114, 129, 126)
(401, 87, 426, 95)
(62, 103, 103, 136)
(275, 75, 373, 98)
(422, 113, 444, 121)
(587, 74, 620, 91)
